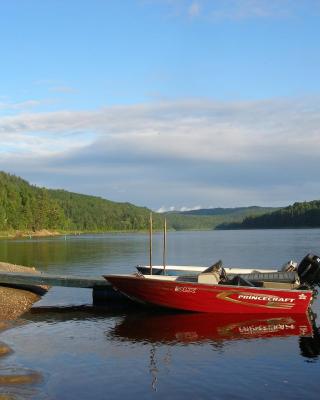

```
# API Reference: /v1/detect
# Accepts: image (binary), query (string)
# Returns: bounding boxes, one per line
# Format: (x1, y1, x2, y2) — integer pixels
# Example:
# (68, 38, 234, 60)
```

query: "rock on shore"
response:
(0, 262, 48, 320)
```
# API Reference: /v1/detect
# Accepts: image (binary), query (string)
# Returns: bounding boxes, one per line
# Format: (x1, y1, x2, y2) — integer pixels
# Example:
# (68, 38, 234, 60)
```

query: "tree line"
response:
(0, 172, 163, 233)
(2, 171, 318, 234)
(218, 201, 320, 229)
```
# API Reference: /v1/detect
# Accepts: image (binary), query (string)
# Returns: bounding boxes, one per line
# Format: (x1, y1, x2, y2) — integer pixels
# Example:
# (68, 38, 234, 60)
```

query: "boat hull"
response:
(105, 275, 313, 314)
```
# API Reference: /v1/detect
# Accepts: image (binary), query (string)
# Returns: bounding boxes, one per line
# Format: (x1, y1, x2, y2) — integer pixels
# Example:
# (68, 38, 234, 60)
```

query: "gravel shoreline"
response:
(0, 262, 48, 320)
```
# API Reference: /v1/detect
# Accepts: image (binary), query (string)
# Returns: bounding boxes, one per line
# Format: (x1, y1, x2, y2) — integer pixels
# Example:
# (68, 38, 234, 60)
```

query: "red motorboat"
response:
(105, 274, 313, 314)
(105, 254, 320, 314)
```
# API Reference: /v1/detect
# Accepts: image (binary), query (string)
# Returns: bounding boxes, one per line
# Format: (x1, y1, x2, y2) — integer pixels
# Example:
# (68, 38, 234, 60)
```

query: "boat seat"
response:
(262, 281, 298, 289)
(228, 275, 256, 287)
(197, 271, 220, 285)
(236, 271, 299, 283)
(176, 275, 198, 283)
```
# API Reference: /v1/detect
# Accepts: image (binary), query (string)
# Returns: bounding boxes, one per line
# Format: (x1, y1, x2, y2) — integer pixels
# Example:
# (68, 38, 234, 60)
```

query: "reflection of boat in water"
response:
(24, 305, 320, 361)
(109, 310, 320, 392)
(109, 311, 314, 344)
(300, 321, 320, 359)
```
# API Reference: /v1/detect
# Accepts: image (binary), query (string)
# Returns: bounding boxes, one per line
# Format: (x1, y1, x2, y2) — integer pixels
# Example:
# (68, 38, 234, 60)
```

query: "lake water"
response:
(0, 229, 320, 399)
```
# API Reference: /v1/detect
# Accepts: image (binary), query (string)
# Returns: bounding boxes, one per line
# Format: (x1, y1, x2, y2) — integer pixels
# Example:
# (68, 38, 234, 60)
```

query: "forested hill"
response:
(5, 170, 311, 235)
(48, 189, 163, 231)
(164, 206, 277, 231)
(0, 171, 163, 233)
(0, 171, 282, 235)
(218, 201, 320, 229)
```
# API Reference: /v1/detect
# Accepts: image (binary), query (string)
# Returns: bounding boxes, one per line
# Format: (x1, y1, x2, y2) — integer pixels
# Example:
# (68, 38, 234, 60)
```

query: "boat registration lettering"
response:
(238, 294, 295, 303)
(175, 286, 197, 294)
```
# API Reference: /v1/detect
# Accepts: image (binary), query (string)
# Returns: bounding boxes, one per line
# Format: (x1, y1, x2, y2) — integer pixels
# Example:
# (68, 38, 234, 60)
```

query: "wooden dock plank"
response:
(0, 271, 111, 289)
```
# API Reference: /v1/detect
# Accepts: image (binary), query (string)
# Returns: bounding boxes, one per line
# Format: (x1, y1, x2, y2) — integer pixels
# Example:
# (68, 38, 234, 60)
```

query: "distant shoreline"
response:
(0, 228, 171, 239)
(0, 229, 135, 239)
(0, 229, 60, 239)
(1, 226, 320, 239)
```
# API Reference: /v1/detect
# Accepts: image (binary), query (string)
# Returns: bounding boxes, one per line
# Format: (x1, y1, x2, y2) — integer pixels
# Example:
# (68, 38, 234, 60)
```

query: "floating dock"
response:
(0, 271, 121, 303)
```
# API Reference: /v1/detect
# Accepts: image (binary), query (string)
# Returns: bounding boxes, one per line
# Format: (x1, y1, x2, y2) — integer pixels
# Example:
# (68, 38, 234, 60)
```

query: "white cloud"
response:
(1, 97, 319, 162)
(209, 0, 292, 20)
(157, 204, 202, 212)
(0, 96, 319, 208)
(157, 206, 176, 212)
(0, 100, 42, 112)
(180, 205, 202, 211)
(188, 1, 201, 17)
(49, 86, 77, 94)
(147, 0, 319, 21)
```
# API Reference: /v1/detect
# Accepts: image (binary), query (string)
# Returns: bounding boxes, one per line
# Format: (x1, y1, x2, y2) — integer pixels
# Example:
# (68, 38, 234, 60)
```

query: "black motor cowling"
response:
(297, 253, 320, 287)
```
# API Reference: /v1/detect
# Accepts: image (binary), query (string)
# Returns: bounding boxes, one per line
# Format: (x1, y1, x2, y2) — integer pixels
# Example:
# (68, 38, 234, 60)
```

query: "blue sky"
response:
(0, 0, 320, 210)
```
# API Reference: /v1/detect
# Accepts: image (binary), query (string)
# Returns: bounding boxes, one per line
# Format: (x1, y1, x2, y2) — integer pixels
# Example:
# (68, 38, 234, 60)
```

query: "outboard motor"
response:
(297, 254, 320, 287)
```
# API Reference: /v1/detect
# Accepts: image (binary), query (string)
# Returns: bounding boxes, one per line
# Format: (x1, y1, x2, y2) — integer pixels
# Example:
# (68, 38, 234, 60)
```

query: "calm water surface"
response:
(0, 229, 320, 399)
